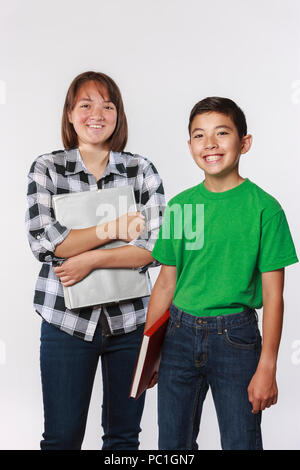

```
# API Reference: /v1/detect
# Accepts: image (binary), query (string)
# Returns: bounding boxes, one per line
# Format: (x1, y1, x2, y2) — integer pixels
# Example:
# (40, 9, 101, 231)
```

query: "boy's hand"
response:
(247, 366, 278, 414)
(53, 251, 95, 286)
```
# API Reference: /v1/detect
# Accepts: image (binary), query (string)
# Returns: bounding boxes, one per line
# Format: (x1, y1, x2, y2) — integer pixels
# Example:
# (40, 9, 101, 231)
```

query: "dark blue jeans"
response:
(40, 320, 145, 450)
(158, 304, 263, 450)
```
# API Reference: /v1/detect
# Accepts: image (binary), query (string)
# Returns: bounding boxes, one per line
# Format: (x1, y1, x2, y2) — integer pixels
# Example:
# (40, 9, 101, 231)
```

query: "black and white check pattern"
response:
(25, 148, 165, 341)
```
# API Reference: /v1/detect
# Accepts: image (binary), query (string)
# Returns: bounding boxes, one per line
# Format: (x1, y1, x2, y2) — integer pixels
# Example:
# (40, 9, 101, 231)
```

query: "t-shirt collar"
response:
(198, 178, 250, 199)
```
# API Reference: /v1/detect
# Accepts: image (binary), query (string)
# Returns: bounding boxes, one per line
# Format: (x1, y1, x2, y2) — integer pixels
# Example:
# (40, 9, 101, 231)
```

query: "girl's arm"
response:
(53, 244, 153, 286)
(26, 157, 144, 263)
(54, 212, 145, 258)
(247, 268, 284, 414)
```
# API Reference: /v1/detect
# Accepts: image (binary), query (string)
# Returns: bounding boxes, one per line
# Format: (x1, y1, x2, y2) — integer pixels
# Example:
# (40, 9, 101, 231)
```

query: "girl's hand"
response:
(53, 251, 95, 286)
(247, 366, 278, 414)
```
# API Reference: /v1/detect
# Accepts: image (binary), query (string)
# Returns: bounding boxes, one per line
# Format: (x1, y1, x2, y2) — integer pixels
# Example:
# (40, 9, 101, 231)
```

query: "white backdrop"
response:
(0, 0, 299, 450)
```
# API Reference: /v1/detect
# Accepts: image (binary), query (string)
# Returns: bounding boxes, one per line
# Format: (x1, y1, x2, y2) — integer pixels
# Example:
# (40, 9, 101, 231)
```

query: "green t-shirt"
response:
(152, 178, 298, 317)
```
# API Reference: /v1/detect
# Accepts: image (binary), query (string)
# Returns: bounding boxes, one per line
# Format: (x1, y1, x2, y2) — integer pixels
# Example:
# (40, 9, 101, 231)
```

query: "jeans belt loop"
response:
(176, 307, 183, 327)
(217, 315, 224, 335)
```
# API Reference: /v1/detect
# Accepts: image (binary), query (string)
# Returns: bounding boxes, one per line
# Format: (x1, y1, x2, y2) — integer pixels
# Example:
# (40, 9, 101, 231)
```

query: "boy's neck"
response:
(203, 172, 245, 193)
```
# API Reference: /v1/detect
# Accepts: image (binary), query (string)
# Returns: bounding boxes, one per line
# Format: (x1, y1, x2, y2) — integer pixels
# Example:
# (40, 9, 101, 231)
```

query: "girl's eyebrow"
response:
(78, 97, 113, 103)
(192, 125, 233, 134)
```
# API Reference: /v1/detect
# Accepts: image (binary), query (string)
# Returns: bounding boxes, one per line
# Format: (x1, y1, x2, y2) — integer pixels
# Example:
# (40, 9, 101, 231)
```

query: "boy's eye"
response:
(194, 134, 203, 138)
(218, 131, 228, 135)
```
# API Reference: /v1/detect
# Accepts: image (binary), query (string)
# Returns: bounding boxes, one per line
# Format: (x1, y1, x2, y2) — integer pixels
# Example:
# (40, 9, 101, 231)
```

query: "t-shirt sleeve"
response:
(258, 209, 298, 272)
(152, 204, 177, 265)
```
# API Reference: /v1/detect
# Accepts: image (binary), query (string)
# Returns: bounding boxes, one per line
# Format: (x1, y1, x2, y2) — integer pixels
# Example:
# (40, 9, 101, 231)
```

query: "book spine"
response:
(63, 285, 71, 310)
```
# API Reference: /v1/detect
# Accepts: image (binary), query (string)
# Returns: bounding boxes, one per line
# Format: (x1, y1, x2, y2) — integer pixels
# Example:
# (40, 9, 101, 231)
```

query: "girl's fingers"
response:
(54, 267, 65, 275)
(62, 280, 75, 286)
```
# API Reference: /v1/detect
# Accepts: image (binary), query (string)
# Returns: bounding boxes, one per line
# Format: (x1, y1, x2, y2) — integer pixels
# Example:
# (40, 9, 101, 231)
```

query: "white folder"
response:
(52, 186, 151, 309)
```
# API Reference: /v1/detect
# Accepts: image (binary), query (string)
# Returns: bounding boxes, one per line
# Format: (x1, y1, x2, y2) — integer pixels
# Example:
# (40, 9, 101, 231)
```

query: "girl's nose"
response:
(91, 106, 104, 121)
(91, 114, 104, 121)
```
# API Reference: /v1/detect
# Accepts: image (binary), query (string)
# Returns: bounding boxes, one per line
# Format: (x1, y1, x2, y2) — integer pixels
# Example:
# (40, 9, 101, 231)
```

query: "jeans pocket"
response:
(224, 321, 260, 350)
(165, 318, 178, 338)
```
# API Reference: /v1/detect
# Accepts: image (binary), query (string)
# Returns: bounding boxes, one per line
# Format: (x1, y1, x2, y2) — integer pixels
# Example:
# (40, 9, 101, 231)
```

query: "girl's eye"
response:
(105, 105, 115, 110)
(80, 104, 89, 108)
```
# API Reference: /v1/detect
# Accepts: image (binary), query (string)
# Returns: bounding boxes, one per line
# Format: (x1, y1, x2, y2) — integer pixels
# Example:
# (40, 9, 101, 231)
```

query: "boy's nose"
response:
(205, 142, 217, 149)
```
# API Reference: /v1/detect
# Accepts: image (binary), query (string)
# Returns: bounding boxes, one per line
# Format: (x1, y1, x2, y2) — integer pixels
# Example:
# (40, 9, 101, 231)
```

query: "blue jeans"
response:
(158, 304, 263, 450)
(40, 320, 145, 450)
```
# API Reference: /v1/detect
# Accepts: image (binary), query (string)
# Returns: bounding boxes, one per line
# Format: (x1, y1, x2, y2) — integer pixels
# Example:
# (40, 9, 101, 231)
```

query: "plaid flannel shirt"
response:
(25, 147, 165, 341)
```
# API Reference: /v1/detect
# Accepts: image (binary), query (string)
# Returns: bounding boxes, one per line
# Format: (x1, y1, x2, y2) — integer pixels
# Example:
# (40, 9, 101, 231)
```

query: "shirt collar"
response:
(64, 147, 127, 177)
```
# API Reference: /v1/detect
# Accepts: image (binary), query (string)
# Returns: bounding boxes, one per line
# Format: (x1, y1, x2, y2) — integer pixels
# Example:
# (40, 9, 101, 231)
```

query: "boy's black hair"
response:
(188, 97, 247, 139)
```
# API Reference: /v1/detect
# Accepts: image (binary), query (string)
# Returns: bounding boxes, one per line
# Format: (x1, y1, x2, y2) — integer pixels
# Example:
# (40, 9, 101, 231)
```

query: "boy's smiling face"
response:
(188, 111, 252, 178)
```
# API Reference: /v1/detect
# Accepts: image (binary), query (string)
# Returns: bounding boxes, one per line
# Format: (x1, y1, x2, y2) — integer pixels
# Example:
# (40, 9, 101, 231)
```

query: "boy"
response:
(145, 97, 298, 450)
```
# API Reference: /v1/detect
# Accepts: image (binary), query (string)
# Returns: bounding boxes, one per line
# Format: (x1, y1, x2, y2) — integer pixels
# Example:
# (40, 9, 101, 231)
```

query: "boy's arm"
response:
(247, 268, 284, 413)
(144, 264, 177, 332)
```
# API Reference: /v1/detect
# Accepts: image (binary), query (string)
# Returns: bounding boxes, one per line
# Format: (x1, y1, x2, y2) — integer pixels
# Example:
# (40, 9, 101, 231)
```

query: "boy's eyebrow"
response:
(192, 125, 233, 134)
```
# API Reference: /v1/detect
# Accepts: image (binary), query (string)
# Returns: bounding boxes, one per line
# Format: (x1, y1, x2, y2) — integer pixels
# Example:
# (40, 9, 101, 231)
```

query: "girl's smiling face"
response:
(188, 111, 252, 177)
(68, 80, 118, 149)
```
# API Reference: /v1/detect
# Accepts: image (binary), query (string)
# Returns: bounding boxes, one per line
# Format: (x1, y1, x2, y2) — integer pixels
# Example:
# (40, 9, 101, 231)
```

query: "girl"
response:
(25, 71, 165, 450)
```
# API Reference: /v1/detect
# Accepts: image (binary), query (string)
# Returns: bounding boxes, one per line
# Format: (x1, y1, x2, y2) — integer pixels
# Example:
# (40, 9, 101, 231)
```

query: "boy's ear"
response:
(187, 139, 192, 154)
(240, 134, 252, 154)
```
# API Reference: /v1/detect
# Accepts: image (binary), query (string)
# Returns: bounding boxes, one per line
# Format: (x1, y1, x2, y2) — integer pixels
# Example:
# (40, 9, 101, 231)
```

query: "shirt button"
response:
(36, 235, 41, 239)
(197, 318, 202, 325)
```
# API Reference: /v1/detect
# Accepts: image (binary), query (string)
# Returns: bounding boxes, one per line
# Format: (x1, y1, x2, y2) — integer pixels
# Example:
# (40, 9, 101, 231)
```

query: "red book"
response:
(129, 310, 170, 400)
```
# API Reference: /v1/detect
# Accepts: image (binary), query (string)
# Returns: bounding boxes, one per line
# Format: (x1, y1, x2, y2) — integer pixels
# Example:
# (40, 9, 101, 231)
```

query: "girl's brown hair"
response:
(62, 71, 128, 151)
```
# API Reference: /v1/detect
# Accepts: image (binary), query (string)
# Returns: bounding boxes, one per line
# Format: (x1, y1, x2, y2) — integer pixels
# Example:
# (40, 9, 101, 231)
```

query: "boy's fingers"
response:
(250, 398, 261, 414)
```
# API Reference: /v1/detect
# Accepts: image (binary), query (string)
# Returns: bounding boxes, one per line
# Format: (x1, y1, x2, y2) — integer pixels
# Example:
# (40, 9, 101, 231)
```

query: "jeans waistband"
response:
(170, 304, 258, 334)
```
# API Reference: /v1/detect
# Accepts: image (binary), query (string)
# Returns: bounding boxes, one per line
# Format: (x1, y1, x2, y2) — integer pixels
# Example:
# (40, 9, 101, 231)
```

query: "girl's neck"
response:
(78, 143, 110, 168)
